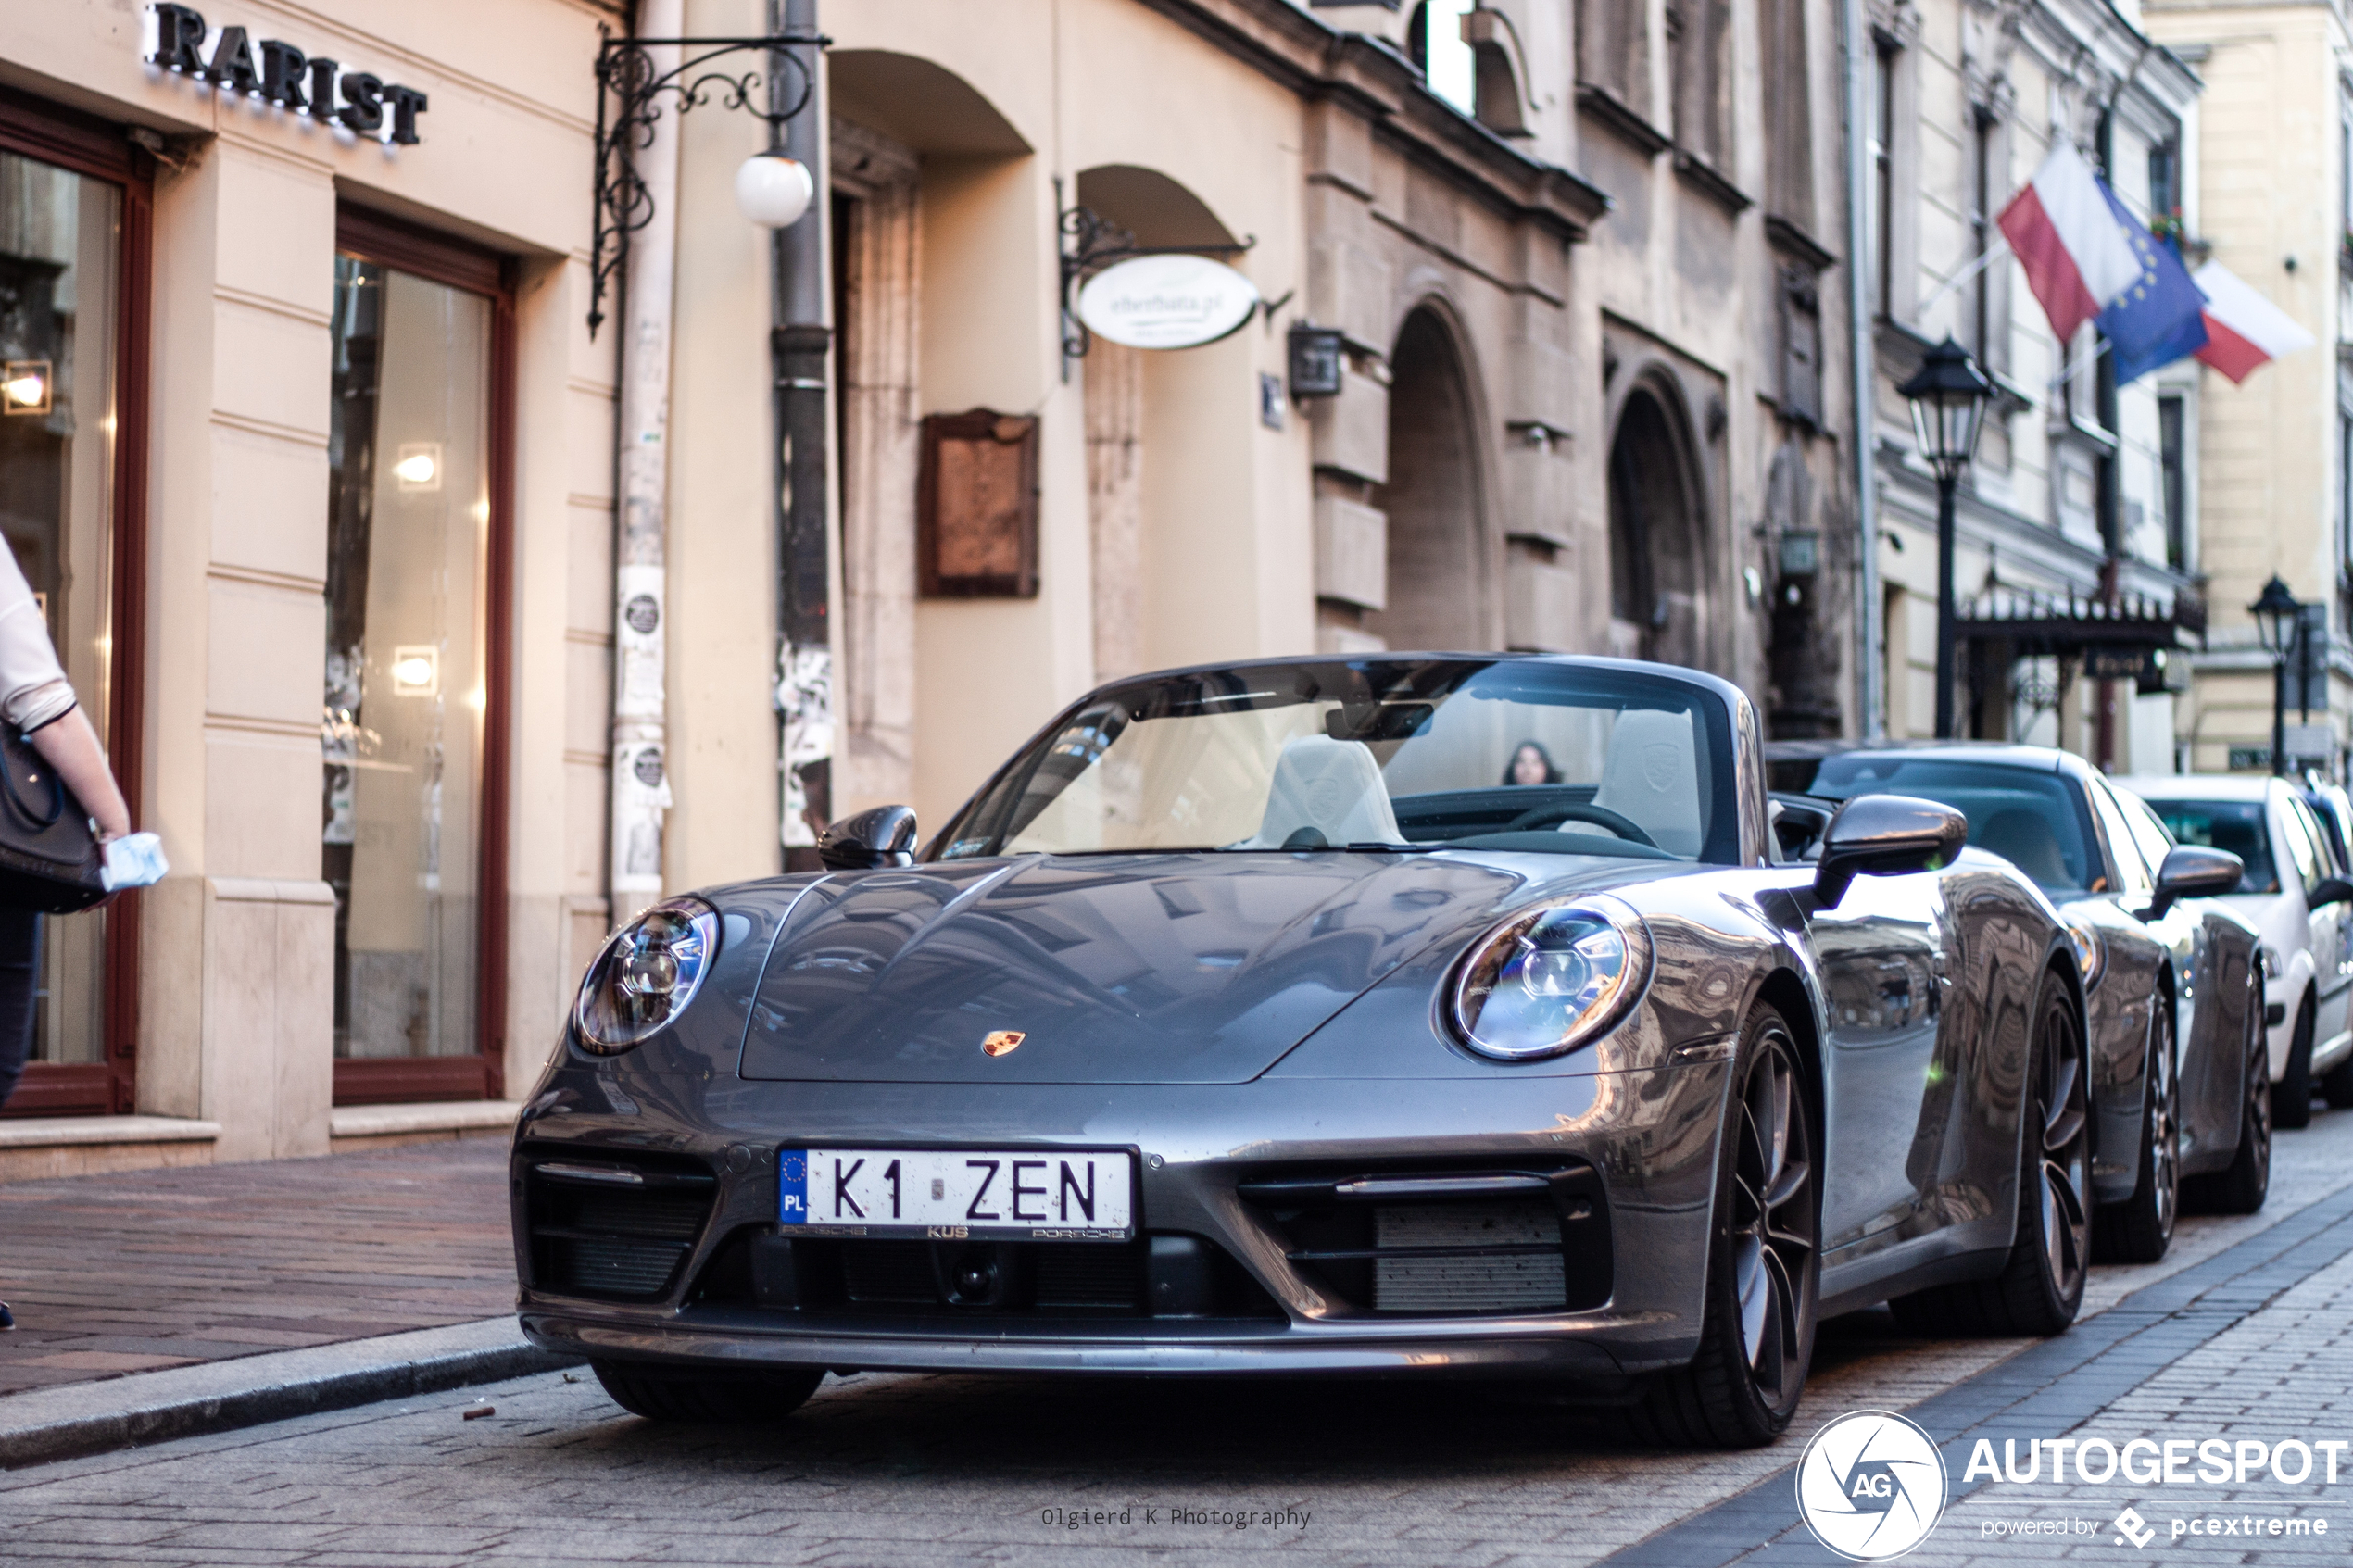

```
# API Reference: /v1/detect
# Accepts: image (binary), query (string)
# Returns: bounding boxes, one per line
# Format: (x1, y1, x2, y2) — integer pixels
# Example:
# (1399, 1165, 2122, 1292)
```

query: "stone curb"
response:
(0, 1315, 578, 1470)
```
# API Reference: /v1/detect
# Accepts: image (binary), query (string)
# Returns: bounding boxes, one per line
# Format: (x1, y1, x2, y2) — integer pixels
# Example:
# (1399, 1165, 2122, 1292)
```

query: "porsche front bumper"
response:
(512, 1056, 1731, 1384)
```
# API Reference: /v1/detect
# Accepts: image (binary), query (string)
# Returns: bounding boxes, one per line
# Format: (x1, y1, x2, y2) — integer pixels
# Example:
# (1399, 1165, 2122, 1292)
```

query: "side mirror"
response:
(1812, 794, 1969, 909)
(2310, 875, 2353, 911)
(816, 805, 918, 872)
(2146, 845, 2245, 917)
(1768, 794, 1832, 861)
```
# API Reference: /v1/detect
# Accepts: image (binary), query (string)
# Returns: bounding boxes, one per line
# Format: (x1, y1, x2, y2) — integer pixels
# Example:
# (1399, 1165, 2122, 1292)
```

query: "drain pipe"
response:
(608, 0, 685, 918)
(771, 0, 833, 870)
(1842, 0, 1883, 738)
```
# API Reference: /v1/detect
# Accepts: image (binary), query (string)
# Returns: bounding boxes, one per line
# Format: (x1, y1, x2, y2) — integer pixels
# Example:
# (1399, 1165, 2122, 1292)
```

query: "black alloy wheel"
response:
(1892, 969, 2089, 1336)
(2323, 1052, 2353, 1110)
(591, 1361, 824, 1424)
(1629, 1001, 1818, 1449)
(2184, 973, 2271, 1216)
(2276, 998, 2316, 1130)
(2095, 998, 2178, 1263)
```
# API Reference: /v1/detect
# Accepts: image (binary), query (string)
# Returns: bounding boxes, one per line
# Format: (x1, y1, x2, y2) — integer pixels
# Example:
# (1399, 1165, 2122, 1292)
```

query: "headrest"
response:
(1248, 734, 1403, 848)
(1591, 709, 1703, 858)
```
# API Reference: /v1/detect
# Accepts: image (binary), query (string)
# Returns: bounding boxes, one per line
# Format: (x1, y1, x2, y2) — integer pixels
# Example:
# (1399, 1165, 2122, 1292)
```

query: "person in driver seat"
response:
(1504, 740, 1561, 786)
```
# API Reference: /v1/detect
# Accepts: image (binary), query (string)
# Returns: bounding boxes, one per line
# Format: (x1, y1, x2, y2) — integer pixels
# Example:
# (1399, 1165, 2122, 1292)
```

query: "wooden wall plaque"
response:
(918, 408, 1039, 598)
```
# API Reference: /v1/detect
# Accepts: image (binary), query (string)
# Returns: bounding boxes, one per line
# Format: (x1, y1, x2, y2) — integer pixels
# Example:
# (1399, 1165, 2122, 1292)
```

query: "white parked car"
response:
(2121, 774, 2353, 1126)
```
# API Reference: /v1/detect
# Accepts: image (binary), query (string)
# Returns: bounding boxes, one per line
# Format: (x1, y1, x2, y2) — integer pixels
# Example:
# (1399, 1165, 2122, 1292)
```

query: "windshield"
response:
(1807, 757, 2104, 897)
(933, 659, 1741, 864)
(2147, 798, 2278, 894)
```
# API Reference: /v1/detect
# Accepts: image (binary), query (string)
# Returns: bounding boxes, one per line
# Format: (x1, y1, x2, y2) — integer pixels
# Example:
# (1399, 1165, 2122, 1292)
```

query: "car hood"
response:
(736, 852, 1539, 1085)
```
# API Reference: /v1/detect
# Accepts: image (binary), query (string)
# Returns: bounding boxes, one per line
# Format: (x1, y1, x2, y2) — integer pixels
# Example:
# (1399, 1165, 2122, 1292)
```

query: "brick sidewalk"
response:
(0, 1141, 514, 1396)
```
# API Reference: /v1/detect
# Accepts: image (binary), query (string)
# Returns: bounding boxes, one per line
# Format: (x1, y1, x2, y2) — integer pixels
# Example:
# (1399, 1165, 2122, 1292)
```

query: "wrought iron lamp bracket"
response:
(1054, 187, 1255, 366)
(590, 31, 827, 336)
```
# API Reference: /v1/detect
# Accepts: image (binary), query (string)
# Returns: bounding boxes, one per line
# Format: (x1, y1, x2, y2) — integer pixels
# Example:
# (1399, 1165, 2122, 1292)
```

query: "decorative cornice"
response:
(1575, 83, 1671, 157)
(1673, 150, 1754, 217)
(1128, 0, 1609, 241)
(1764, 214, 1838, 271)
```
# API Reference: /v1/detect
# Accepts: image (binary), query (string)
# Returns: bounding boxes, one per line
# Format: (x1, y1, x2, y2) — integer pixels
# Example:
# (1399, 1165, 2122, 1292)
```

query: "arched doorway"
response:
(1605, 384, 1705, 667)
(1369, 306, 1486, 650)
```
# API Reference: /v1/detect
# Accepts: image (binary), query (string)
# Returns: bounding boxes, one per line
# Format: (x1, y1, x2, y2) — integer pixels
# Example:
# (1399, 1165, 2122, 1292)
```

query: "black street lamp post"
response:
(1898, 338, 1996, 740)
(2250, 574, 2302, 776)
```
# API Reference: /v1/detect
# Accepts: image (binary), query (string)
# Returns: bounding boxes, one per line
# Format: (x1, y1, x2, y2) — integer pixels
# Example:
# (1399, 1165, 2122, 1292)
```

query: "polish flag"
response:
(1996, 141, 2144, 346)
(2190, 260, 2317, 383)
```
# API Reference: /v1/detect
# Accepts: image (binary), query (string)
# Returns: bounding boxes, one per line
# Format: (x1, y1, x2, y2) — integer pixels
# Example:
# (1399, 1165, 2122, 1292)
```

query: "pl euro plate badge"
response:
(778, 1148, 1134, 1241)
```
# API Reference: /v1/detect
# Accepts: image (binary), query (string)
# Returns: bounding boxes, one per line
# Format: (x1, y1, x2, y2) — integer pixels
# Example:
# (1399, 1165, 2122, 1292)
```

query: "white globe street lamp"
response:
(735, 151, 814, 229)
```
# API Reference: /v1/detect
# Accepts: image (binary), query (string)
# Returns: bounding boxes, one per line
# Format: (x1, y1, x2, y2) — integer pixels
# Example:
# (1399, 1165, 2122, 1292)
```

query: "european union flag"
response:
(2094, 180, 2208, 383)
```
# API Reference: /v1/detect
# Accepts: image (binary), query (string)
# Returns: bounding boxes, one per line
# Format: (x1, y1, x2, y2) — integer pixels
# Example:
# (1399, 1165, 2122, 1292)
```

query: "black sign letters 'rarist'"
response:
(150, 4, 429, 145)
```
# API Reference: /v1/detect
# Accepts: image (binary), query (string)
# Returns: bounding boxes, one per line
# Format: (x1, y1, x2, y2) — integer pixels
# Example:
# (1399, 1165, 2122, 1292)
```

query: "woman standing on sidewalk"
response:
(0, 543, 136, 1331)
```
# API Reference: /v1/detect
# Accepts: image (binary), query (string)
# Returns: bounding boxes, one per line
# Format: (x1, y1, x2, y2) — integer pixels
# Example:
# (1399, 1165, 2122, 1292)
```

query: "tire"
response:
(2275, 999, 2315, 1130)
(1890, 968, 2089, 1337)
(2322, 1049, 2353, 1110)
(1629, 1001, 1818, 1449)
(590, 1361, 824, 1424)
(2183, 975, 2271, 1216)
(2095, 997, 2178, 1264)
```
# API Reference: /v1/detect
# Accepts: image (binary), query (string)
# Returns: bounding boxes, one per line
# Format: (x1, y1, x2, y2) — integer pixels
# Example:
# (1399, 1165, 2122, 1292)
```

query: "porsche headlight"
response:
(1450, 896, 1654, 1061)
(2066, 918, 2105, 992)
(574, 897, 720, 1054)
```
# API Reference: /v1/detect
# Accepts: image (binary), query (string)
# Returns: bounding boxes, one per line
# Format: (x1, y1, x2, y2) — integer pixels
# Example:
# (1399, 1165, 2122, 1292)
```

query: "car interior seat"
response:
(1592, 709, 1703, 857)
(1250, 734, 1406, 848)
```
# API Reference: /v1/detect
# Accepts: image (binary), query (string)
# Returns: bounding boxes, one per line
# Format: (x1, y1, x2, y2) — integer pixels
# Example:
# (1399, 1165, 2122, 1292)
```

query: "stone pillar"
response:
(138, 132, 336, 1161)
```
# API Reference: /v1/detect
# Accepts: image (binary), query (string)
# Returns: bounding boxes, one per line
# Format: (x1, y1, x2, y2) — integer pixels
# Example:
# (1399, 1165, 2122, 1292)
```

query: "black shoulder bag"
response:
(0, 727, 105, 912)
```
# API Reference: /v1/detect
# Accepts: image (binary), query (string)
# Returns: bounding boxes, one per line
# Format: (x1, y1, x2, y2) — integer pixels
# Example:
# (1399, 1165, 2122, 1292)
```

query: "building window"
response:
(1672, 0, 1730, 168)
(1577, 0, 1650, 114)
(323, 209, 512, 1106)
(1871, 40, 1897, 318)
(2339, 410, 2353, 595)
(1763, 0, 1812, 222)
(1408, 0, 1477, 115)
(2148, 138, 2180, 237)
(0, 94, 149, 1118)
(2159, 394, 2188, 572)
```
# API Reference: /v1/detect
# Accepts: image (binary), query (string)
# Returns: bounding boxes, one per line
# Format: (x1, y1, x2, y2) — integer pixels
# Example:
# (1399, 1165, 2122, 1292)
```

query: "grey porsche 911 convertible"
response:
(513, 655, 2092, 1449)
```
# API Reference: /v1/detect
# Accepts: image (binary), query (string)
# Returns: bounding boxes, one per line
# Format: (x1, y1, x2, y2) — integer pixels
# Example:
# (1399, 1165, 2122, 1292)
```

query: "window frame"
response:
(327, 205, 517, 1108)
(0, 88, 154, 1119)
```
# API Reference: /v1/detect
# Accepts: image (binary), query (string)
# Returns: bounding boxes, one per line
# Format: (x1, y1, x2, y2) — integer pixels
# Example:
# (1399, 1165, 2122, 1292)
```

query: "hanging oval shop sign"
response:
(1076, 255, 1260, 350)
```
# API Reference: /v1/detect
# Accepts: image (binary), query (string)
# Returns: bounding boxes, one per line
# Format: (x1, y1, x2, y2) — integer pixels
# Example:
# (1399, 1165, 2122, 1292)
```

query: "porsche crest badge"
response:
(981, 1030, 1026, 1057)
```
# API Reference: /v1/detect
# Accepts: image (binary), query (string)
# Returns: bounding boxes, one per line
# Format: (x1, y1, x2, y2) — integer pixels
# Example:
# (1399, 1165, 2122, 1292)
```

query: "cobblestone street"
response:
(1, 1112, 2350, 1566)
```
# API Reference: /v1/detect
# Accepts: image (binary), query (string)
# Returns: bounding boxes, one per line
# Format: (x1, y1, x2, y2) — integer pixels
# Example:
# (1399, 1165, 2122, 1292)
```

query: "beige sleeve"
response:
(0, 547, 72, 732)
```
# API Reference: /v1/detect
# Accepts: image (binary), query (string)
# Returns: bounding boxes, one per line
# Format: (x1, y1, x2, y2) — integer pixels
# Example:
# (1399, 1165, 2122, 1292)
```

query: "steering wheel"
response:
(1503, 801, 1660, 847)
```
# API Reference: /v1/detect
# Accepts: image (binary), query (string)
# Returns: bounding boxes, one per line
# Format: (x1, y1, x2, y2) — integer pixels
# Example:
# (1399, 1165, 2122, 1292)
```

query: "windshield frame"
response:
(923, 656, 1759, 867)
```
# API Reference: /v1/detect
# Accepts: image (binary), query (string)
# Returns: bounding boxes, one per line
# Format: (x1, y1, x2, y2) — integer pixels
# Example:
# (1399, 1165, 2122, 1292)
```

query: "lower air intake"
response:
(1370, 1202, 1567, 1312)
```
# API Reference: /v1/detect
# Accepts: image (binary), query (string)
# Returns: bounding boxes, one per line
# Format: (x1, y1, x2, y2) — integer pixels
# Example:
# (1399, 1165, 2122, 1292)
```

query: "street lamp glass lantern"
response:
(1897, 336, 1995, 482)
(2249, 574, 2301, 656)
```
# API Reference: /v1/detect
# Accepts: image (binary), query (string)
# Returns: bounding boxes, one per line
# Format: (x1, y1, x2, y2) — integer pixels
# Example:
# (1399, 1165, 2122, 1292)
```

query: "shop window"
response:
(0, 93, 149, 1120)
(325, 210, 511, 1105)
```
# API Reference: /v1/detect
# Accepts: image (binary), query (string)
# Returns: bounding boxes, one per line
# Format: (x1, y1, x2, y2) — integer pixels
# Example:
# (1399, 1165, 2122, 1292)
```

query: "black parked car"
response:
(1770, 744, 2272, 1267)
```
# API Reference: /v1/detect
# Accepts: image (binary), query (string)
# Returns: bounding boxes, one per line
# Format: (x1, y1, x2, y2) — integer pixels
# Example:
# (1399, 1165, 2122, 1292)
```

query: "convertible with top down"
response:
(513, 654, 2097, 1448)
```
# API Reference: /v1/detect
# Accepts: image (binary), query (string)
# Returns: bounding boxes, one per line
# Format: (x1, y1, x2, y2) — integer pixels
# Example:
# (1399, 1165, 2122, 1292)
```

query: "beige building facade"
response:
(2145, 0, 2353, 776)
(0, 1, 622, 1173)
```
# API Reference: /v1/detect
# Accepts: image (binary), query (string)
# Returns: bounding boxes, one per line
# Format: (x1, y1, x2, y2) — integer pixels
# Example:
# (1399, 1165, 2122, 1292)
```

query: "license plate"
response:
(778, 1148, 1135, 1240)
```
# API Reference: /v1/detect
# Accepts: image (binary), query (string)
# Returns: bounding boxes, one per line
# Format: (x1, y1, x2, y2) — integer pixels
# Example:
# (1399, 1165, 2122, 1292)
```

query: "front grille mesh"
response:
(1371, 1203, 1567, 1312)
(524, 1156, 716, 1301)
